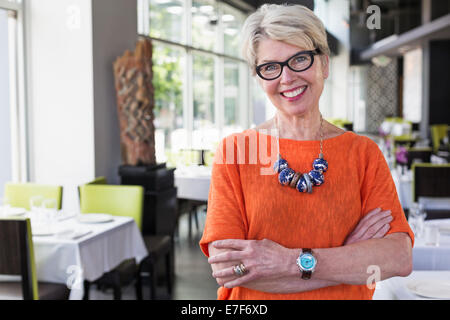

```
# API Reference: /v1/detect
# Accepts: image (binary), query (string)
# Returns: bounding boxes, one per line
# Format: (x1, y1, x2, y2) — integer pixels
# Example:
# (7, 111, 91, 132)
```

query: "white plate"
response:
(407, 280, 450, 299)
(76, 213, 114, 224)
(32, 226, 56, 236)
(2, 207, 27, 216)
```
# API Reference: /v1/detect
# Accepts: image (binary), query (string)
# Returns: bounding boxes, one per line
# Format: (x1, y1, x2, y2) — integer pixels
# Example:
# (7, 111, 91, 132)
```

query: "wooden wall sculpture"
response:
(113, 37, 156, 166)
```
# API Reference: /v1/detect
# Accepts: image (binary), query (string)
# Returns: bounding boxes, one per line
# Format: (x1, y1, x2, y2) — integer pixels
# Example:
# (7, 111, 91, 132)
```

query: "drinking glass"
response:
(424, 226, 440, 246)
(408, 202, 427, 238)
(42, 198, 58, 232)
(30, 195, 44, 224)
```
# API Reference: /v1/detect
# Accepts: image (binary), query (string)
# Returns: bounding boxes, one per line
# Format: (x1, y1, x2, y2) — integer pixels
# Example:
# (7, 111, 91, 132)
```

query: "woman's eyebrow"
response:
(258, 51, 307, 64)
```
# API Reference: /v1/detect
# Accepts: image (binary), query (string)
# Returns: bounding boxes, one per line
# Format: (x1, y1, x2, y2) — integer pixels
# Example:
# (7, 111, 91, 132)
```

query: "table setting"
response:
(373, 270, 450, 300)
(0, 199, 148, 300)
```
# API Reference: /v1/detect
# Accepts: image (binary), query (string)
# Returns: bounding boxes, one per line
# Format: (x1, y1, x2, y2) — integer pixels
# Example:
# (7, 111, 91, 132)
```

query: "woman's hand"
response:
(208, 238, 297, 289)
(344, 207, 393, 245)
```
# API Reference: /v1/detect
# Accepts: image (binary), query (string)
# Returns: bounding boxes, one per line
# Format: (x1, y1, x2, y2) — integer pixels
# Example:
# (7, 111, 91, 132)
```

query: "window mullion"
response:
(185, 0, 193, 148)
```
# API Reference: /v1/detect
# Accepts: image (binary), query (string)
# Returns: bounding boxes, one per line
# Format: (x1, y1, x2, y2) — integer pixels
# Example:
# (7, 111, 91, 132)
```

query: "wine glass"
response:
(42, 198, 58, 232)
(30, 195, 44, 225)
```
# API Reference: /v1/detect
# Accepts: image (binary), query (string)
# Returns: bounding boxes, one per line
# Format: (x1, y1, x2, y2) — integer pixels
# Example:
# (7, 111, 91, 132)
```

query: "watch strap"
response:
(300, 248, 313, 280)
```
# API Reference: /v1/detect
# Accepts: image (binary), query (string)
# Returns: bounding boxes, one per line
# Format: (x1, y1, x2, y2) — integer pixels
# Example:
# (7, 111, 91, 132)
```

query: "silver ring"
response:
(233, 265, 243, 276)
(233, 263, 247, 277)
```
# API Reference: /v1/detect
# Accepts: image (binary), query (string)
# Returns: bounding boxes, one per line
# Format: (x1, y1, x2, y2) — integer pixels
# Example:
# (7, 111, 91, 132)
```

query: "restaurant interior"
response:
(0, 0, 449, 301)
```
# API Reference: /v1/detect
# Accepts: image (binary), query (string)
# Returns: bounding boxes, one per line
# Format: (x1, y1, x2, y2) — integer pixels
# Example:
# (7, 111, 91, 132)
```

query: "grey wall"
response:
(0, 9, 12, 197)
(92, 0, 138, 184)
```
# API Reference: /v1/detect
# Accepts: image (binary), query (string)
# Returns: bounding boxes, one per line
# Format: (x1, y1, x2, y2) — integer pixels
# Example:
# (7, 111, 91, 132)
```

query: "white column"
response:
(26, 0, 137, 211)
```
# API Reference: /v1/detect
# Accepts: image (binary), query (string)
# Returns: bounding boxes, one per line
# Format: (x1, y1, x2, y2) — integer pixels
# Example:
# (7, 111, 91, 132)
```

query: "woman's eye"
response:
(264, 64, 278, 72)
(294, 56, 307, 63)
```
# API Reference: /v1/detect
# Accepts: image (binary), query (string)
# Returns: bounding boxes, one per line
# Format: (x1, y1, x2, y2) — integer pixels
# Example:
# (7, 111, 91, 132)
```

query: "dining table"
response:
(373, 270, 450, 300)
(412, 218, 450, 271)
(0, 208, 148, 300)
(174, 165, 211, 202)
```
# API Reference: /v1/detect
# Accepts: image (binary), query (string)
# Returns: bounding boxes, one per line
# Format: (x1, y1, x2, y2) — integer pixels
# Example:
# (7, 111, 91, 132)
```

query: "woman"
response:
(199, 4, 414, 300)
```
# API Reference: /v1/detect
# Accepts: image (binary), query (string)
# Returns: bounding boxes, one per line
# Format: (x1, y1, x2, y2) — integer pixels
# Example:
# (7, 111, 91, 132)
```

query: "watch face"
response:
(300, 253, 316, 271)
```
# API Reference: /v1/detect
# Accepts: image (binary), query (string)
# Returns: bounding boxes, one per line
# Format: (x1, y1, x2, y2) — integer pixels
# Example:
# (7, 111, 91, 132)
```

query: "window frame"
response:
(138, 0, 252, 155)
(0, 0, 28, 182)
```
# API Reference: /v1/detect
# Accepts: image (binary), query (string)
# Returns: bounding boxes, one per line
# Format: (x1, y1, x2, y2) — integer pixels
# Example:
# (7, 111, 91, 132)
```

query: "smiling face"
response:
(256, 39, 329, 118)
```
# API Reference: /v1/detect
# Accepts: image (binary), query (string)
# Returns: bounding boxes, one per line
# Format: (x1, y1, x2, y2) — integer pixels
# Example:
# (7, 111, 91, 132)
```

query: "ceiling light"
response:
(371, 55, 392, 67)
(222, 14, 235, 22)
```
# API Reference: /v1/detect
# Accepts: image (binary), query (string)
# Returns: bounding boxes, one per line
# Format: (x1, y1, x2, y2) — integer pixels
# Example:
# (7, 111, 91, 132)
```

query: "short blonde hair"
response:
(241, 4, 330, 75)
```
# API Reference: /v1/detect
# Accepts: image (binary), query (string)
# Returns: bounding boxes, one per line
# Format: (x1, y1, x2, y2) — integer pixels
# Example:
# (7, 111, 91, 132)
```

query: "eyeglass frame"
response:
(255, 49, 321, 81)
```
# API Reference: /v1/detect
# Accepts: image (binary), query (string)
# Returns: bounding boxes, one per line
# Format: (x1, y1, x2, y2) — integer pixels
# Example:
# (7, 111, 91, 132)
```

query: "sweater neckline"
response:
(252, 129, 354, 148)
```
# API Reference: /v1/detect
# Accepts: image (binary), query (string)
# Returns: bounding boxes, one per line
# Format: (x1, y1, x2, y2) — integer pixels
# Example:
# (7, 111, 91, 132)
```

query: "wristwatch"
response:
(296, 248, 317, 280)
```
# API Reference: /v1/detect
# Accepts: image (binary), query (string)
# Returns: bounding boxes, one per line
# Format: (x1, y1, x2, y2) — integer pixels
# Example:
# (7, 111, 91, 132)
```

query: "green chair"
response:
(4, 183, 63, 210)
(80, 184, 143, 229)
(430, 124, 449, 152)
(0, 218, 70, 300)
(79, 184, 172, 300)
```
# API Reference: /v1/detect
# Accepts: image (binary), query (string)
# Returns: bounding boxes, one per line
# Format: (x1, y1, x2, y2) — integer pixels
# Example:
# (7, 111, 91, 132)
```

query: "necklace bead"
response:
(313, 158, 328, 173)
(289, 172, 302, 188)
(308, 170, 324, 186)
(274, 113, 328, 194)
(278, 167, 295, 186)
(273, 158, 289, 173)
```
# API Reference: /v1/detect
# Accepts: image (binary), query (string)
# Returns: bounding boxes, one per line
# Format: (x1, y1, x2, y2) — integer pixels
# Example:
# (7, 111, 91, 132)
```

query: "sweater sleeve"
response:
(199, 135, 248, 257)
(359, 138, 415, 247)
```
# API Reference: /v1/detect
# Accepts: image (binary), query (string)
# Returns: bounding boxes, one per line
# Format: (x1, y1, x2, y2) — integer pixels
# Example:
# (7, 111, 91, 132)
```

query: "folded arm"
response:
(207, 208, 412, 293)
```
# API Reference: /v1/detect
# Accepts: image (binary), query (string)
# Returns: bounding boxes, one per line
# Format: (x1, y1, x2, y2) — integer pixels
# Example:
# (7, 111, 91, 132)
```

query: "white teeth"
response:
(282, 86, 307, 98)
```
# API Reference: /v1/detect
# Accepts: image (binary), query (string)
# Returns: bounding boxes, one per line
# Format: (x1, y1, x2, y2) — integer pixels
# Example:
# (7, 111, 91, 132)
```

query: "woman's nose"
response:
(279, 66, 297, 84)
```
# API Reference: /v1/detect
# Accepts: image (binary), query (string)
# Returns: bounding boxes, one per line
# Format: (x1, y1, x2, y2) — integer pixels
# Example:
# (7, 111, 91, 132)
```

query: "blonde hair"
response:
(241, 4, 330, 75)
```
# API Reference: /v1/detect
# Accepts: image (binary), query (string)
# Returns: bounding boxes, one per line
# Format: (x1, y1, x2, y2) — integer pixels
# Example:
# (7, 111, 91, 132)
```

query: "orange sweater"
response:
(199, 130, 414, 300)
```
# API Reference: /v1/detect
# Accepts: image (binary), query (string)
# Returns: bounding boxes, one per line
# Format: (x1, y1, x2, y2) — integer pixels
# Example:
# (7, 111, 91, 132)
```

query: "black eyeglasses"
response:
(255, 49, 321, 81)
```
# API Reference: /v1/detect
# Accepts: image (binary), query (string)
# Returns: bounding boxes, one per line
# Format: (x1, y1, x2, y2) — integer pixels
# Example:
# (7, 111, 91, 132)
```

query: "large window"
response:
(0, 0, 26, 195)
(139, 0, 251, 166)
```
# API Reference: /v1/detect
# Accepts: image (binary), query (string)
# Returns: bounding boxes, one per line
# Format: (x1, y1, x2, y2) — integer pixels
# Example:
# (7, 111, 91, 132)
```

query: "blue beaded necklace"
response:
(273, 114, 329, 193)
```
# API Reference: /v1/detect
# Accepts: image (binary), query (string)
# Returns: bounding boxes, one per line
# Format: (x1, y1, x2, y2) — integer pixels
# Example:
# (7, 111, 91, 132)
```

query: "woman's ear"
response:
(322, 55, 329, 79)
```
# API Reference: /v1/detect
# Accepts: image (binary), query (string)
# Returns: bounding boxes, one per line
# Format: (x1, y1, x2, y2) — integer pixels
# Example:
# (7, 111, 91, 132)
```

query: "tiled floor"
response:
(87, 210, 219, 300)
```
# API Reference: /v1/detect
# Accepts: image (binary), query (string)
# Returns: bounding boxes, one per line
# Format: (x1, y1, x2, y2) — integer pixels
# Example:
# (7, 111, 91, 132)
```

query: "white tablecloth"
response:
(373, 271, 450, 300)
(174, 166, 211, 201)
(412, 219, 450, 270)
(391, 168, 413, 210)
(31, 214, 148, 300)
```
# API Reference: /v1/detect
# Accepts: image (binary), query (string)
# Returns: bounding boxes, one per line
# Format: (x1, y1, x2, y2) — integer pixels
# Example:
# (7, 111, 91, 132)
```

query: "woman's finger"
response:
(223, 271, 258, 289)
(213, 266, 240, 279)
(353, 210, 391, 238)
(360, 214, 393, 239)
(372, 223, 391, 239)
(212, 239, 248, 250)
(208, 251, 244, 264)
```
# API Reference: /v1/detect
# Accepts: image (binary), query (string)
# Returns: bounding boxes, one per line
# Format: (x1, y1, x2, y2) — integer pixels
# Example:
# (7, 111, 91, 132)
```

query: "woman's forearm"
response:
(208, 233, 412, 294)
(286, 233, 413, 285)
(241, 277, 339, 294)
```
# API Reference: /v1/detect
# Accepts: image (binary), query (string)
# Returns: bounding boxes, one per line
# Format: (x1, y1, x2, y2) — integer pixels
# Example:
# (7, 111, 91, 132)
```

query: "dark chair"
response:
(176, 199, 207, 239)
(412, 164, 450, 220)
(406, 147, 432, 169)
(0, 218, 70, 300)
(79, 184, 173, 300)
